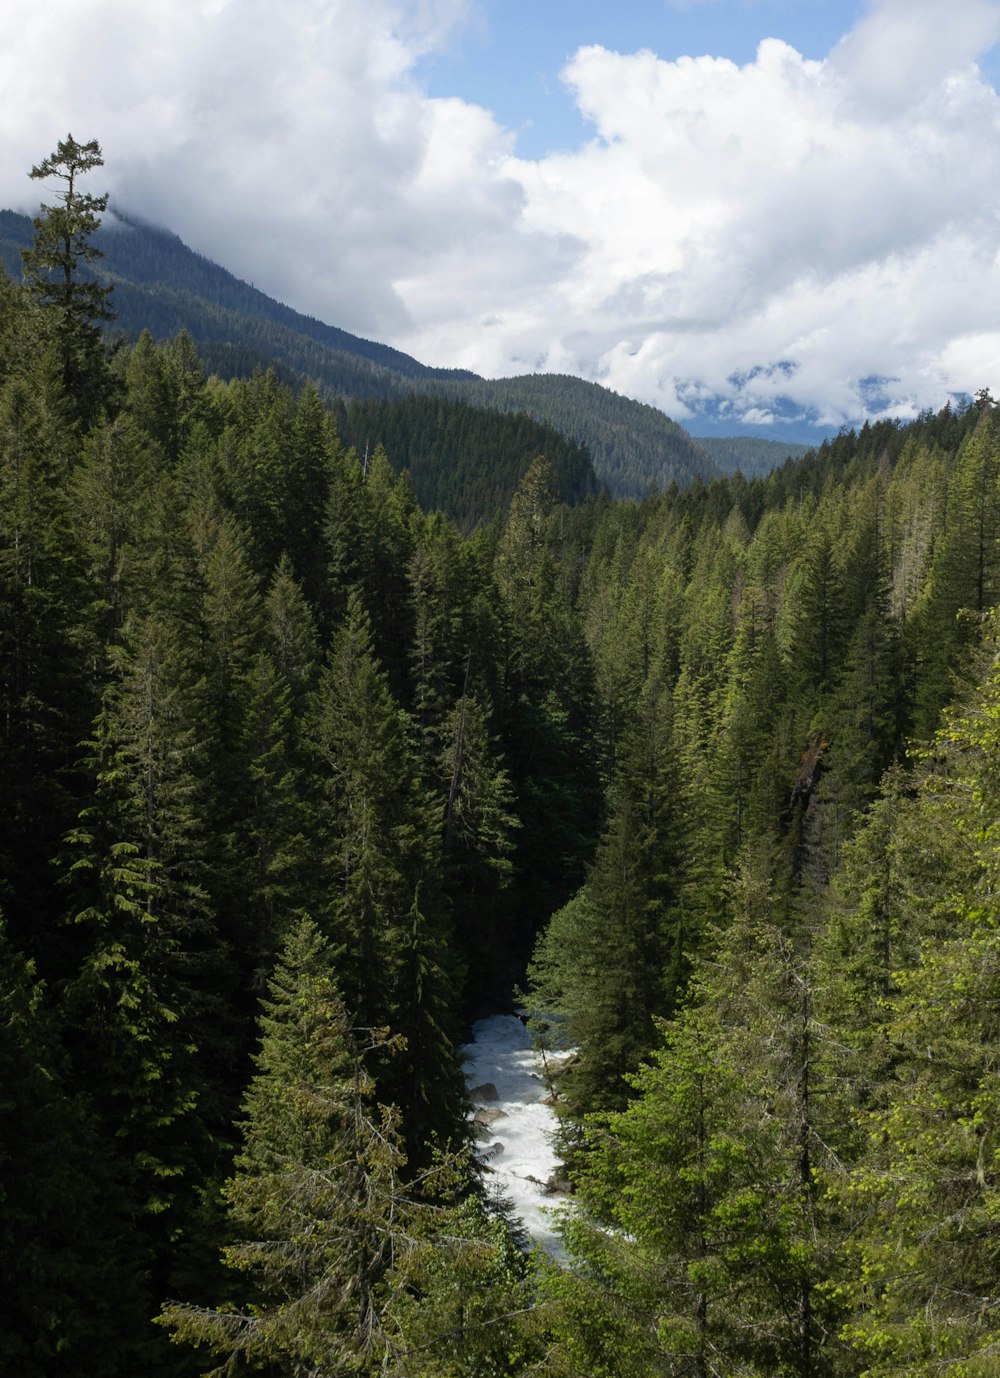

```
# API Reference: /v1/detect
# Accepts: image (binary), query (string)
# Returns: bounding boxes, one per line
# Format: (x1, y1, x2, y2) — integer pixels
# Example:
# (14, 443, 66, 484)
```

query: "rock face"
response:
(468, 1081, 500, 1103)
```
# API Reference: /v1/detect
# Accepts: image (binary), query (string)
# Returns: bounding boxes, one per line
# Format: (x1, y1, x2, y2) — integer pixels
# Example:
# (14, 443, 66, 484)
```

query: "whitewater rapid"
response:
(460, 1013, 569, 1256)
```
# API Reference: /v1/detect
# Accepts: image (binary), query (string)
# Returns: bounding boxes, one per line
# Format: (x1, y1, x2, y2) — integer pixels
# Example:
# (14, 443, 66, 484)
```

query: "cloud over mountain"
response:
(3, 0, 1000, 429)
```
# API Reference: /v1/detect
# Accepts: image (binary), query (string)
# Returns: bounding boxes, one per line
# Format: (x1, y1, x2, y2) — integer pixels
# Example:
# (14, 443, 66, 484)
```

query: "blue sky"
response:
(4, 0, 1000, 437)
(421, 1, 872, 159)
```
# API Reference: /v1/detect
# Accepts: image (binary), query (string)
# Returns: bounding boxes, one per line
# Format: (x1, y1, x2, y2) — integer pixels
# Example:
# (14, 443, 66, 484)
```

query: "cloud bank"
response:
(3, 0, 1000, 430)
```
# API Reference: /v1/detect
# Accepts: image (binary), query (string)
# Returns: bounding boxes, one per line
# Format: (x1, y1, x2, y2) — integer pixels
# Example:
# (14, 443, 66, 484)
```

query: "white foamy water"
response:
(461, 1013, 570, 1256)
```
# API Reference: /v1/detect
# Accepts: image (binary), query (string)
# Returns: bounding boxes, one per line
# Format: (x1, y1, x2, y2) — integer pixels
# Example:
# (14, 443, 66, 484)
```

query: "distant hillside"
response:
(1, 207, 726, 496)
(699, 433, 814, 477)
(331, 394, 601, 531)
(0, 209, 472, 390)
(439, 373, 718, 498)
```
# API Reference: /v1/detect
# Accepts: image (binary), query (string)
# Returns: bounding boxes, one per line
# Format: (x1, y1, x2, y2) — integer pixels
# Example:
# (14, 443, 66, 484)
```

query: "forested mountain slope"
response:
(699, 430, 814, 474)
(0, 207, 722, 496)
(439, 371, 716, 496)
(330, 392, 602, 529)
(6, 178, 1000, 1378)
(0, 208, 472, 386)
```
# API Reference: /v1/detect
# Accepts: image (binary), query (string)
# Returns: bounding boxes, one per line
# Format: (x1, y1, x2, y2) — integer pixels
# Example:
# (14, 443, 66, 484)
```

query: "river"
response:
(460, 1013, 570, 1256)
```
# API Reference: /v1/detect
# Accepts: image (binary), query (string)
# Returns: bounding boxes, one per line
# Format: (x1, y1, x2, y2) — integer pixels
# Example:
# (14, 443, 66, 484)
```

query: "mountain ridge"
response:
(0, 207, 812, 494)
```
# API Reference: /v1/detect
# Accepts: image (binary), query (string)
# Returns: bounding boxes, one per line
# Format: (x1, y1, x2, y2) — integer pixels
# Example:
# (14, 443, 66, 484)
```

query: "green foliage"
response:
(444, 371, 719, 498)
(21, 136, 113, 421)
(699, 432, 815, 477)
(2, 208, 719, 499)
(162, 920, 538, 1378)
(440, 691, 520, 1011)
(62, 611, 225, 1221)
(833, 620, 1000, 1375)
(0, 918, 146, 1377)
(4, 207, 1000, 1378)
(161, 917, 415, 1376)
(333, 392, 600, 529)
(387, 1192, 541, 1377)
(529, 675, 683, 1114)
(308, 592, 465, 1155)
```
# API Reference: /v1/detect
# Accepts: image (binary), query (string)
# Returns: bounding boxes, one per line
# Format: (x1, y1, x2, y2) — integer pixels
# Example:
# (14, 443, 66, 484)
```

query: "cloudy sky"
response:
(4, 0, 1000, 436)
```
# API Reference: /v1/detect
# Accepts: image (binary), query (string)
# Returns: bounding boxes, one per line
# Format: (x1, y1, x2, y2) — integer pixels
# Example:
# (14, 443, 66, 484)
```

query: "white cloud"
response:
(399, 0, 1000, 427)
(3, 0, 1000, 428)
(827, 0, 1000, 115)
(0, 0, 546, 343)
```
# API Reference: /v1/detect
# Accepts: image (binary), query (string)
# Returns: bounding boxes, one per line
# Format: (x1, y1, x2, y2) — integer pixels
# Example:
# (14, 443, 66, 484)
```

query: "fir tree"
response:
(21, 135, 113, 423)
(0, 919, 146, 1378)
(308, 591, 464, 1155)
(161, 917, 415, 1376)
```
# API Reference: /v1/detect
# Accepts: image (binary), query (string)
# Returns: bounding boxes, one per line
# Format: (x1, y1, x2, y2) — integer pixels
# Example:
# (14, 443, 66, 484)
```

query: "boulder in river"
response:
(473, 1106, 507, 1126)
(469, 1081, 500, 1103)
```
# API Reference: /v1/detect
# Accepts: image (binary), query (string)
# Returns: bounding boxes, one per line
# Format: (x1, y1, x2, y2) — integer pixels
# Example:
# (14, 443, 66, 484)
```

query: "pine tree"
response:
(62, 613, 225, 1256)
(233, 649, 316, 992)
(160, 917, 415, 1376)
(545, 851, 854, 1377)
(440, 690, 519, 1008)
(21, 135, 113, 423)
(0, 364, 94, 970)
(70, 412, 159, 644)
(540, 1004, 770, 1378)
(910, 407, 1000, 737)
(839, 621, 1000, 1374)
(308, 592, 464, 1155)
(387, 1192, 541, 1378)
(264, 552, 320, 721)
(529, 673, 683, 1114)
(0, 918, 146, 1378)
(494, 458, 598, 945)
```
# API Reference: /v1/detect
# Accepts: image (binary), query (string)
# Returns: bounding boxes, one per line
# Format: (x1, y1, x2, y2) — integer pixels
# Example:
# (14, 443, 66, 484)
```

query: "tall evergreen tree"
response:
(161, 917, 416, 1376)
(838, 621, 1000, 1375)
(440, 690, 520, 1007)
(0, 366, 93, 969)
(308, 592, 464, 1154)
(21, 135, 113, 423)
(0, 918, 146, 1378)
(62, 613, 227, 1283)
(529, 673, 683, 1114)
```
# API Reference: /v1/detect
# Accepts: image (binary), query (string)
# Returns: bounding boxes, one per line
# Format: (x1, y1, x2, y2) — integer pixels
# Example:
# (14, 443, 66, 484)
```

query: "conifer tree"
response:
(21, 135, 113, 423)
(233, 649, 315, 991)
(264, 552, 320, 706)
(62, 613, 225, 1255)
(910, 407, 1000, 737)
(407, 511, 491, 745)
(838, 621, 1000, 1374)
(540, 1005, 770, 1378)
(0, 366, 94, 968)
(70, 412, 159, 644)
(529, 673, 683, 1114)
(544, 853, 852, 1377)
(308, 591, 464, 1154)
(283, 382, 338, 600)
(0, 918, 146, 1378)
(161, 917, 415, 1376)
(494, 457, 598, 943)
(217, 369, 294, 570)
(440, 691, 519, 1006)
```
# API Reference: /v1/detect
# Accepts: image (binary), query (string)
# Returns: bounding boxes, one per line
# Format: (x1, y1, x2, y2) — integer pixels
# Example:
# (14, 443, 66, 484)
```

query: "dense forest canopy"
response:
(5, 138, 1000, 1377)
